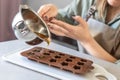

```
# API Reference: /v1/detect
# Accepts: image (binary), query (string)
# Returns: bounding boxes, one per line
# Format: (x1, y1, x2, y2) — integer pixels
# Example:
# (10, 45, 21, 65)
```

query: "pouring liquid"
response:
(21, 8, 51, 45)
(34, 32, 51, 45)
(34, 32, 51, 59)
(25, 19, 51, 45)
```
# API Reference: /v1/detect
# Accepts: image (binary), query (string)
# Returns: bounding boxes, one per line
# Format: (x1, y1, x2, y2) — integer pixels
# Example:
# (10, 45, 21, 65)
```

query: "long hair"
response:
(96, 0, 107, 19)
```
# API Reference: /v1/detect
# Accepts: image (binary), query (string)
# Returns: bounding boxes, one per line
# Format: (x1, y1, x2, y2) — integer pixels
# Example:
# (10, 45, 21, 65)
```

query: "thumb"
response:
(72, 16, 87, 27)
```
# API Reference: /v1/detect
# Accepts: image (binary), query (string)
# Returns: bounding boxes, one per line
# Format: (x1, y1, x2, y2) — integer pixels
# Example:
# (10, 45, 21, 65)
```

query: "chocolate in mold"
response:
(21, 47, 94, 74)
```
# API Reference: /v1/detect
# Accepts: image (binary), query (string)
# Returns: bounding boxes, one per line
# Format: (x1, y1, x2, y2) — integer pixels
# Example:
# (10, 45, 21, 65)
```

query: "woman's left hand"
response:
(47, 16, 92, 43)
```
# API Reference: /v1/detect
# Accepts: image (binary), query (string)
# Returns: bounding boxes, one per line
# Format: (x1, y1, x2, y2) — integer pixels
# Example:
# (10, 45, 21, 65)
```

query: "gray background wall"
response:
(25, 0, 72, 11)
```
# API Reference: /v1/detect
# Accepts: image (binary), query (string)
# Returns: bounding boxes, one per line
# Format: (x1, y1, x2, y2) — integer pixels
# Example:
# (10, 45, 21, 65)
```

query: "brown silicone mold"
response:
(21, 47, 94, 74)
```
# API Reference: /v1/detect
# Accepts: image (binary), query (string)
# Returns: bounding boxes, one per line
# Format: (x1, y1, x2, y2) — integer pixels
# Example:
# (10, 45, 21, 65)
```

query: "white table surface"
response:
(0, 40, 120, 80)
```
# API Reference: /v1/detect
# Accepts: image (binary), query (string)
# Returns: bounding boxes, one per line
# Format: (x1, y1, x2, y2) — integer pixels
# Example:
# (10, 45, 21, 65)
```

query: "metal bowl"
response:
(12, 5, 51, 45)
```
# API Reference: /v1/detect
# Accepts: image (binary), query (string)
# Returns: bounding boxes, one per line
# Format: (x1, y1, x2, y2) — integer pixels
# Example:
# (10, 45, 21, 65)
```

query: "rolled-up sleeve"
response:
(56, 0, 94, 25)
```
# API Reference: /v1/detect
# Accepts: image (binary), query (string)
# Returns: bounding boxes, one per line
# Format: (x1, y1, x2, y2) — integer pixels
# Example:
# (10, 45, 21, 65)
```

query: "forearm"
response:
(80, 37, 117, 62)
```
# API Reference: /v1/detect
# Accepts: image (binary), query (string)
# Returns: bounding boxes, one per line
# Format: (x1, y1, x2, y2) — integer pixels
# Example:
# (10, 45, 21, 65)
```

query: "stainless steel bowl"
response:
(12, 5, 51, 45)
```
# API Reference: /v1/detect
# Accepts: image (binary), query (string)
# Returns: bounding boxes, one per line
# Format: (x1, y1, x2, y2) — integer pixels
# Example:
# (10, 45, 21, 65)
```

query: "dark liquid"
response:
(34, 32, 51, 45)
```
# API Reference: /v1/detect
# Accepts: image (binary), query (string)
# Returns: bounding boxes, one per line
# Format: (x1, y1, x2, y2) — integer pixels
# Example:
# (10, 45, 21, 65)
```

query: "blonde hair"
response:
(96, 0, 108, 19)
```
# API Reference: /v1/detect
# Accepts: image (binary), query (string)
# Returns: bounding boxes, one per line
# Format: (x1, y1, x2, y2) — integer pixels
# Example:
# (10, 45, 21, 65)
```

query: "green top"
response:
(56, 0, 120, 63)
(57, 0, 120, 29)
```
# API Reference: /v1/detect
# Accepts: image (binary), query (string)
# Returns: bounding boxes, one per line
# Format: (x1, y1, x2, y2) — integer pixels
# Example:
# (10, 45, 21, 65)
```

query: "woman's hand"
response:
(48, 16, 92, 42)
(37, 4, 58, 21)
(47, 16, 117, 62)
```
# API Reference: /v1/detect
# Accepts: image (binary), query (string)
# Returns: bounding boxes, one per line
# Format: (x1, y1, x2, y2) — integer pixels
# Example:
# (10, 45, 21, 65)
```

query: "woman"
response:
(38, 0, 120, 63)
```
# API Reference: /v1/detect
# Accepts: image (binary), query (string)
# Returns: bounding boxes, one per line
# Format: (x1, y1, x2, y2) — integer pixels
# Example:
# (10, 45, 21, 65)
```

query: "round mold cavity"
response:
(50, 59, 56, 62)
(73, 65, 81, 70)
(66, 58, 72, 62)
(55, 55, 61, 58)
(61, 62, 68, 66)
(77, 62, 84, 65)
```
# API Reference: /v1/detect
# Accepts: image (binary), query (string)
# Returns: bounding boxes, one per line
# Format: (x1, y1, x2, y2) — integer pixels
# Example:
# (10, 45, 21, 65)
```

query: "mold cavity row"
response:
(61, 62, 81, 70)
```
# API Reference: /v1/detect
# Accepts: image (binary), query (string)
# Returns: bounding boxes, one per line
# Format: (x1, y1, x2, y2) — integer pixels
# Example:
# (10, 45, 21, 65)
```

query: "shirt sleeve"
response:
(56, 0, 95, 25)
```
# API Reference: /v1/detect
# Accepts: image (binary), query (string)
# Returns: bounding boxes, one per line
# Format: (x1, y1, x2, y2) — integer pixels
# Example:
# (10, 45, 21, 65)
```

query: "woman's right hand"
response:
(37, 4, 58, 22)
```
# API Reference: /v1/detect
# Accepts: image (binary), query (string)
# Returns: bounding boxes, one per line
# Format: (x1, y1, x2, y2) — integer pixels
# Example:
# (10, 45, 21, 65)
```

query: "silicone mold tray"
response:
(21, 47, 94, 74)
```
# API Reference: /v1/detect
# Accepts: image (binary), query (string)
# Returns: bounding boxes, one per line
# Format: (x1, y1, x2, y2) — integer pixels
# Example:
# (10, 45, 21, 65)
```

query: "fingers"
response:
(47, 22, 68, 36)
(43, 7, 58, 19)
(37, 4, 58, 21)
(50, 18, 73, 31)
(72, 16, 87, 28)
(49, 28, 65, 36)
